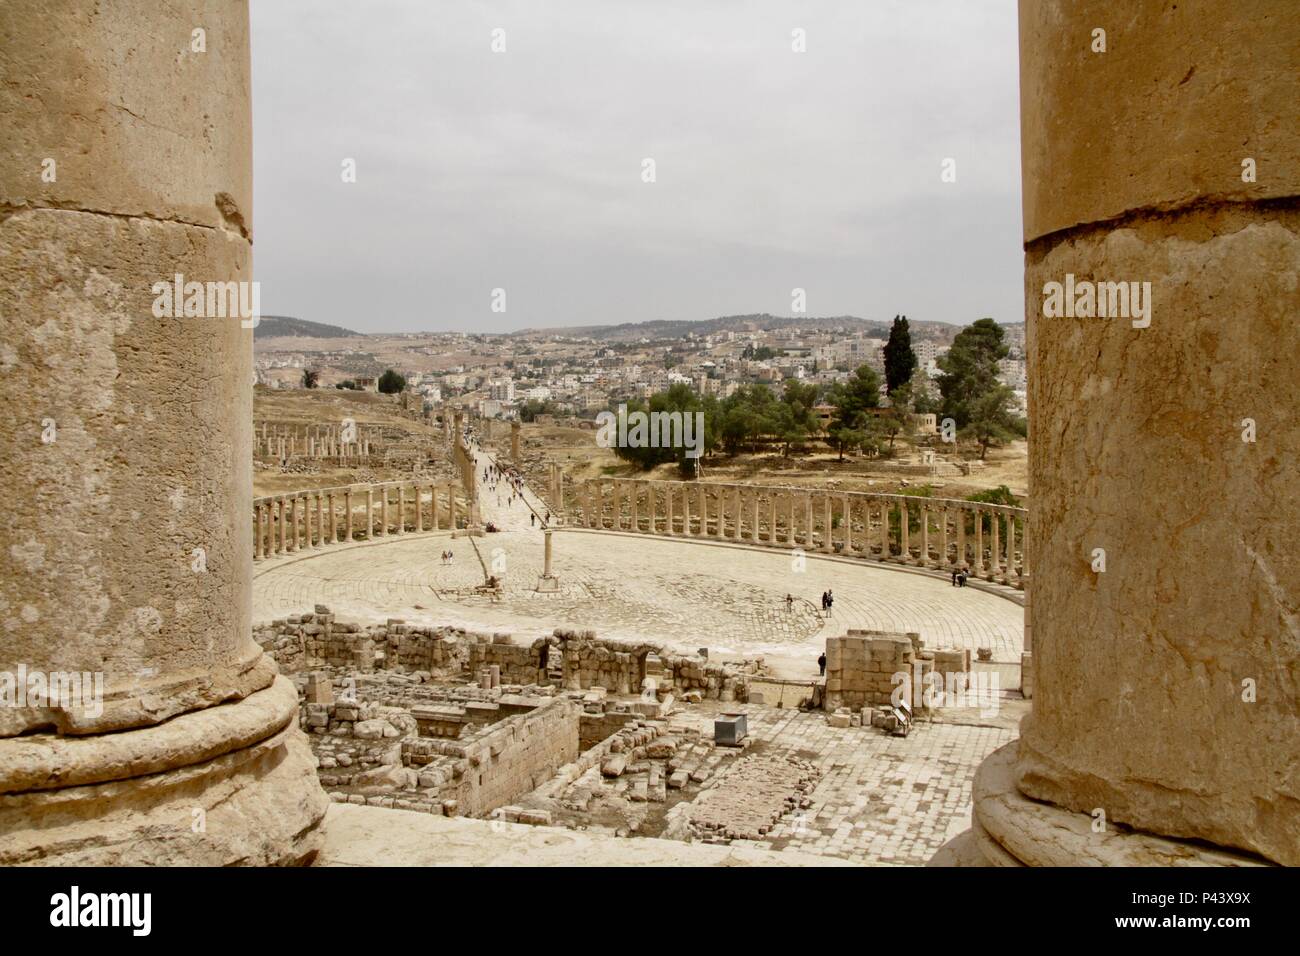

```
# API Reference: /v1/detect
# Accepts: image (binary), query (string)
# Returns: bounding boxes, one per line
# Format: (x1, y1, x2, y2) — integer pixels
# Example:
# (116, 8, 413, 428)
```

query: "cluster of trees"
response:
(518, 398, 561, 422)
(607, 315, 1023, 471)
(330, 369, 407, 393)
(607, 383, 715, 477)
(935, 318, 1025, 458)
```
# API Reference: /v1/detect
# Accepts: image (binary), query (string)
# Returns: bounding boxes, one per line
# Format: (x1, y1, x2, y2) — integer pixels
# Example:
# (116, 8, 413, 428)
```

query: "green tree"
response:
(879, 383, 913, 452)
(961, 384, 1023, 459)
(936, 318, 1008, 428)
(378, 369, 407, 394)
(519, 399, 556, 422)
(883, 314, 918, 395)
(777, 380, 820, 455)
(827, 364, 882, 461)
(909, 368, 938, 415)
(609, 383, 719, 475)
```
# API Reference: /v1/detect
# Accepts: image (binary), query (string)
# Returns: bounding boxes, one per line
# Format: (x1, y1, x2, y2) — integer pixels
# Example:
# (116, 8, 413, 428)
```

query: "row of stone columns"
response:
(253, 481, 466, 559)
(255, 435, 372, 459)
(576, 479, 1026, 586)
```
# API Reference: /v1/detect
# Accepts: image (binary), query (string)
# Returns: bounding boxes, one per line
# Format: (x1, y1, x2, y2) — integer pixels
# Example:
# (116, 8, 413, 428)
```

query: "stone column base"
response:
(0, 676, 328, 866)
(535, 574, 560, 593)
(929, 743, 1270, 867)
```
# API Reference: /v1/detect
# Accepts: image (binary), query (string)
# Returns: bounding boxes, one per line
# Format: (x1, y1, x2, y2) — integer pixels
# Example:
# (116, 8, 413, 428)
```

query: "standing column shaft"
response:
(1009, 0, 1300, 865)
(0, 0, 324, 864)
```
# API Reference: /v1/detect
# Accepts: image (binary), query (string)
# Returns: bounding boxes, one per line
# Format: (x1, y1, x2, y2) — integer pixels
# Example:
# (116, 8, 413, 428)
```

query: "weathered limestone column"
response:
(956, 508, 967, 569)
(950, 1, 1300, 867)
(822, 495, 833, 553)
(899, 500, 910, 562)
(937, 507, 949, 567)
(0, 0, 325, 864)
(344, 487, 354, 541)
(287, 496, 298, 552)
(878, 500, 890, 561)
(767, 493, 776, 544)
(697, 484, 708, 537)
(510, 420, 521, 460)
(536, 527, 559, 592)
(988, 511, 1001, 580)
(842, 495, 852, 552)
(665, 483, 675, 535)
(919, 504, 929, 565)
(804, 494, 814, 548)
(253, 502, 264, 560)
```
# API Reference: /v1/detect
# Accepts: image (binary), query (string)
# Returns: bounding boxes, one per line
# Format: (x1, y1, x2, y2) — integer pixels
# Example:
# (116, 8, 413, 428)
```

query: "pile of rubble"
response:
(684, 754, 821, 842)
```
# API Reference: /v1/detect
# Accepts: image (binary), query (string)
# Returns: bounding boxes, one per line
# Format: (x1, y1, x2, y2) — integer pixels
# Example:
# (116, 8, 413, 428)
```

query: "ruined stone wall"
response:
(255, 610, 471, 676)
(580, 711, 639, 751)
(557, 629, 754, 702)
(825, 632, 928, 711)
(404, 698, 580, 817)
(467, 639, 544, 685)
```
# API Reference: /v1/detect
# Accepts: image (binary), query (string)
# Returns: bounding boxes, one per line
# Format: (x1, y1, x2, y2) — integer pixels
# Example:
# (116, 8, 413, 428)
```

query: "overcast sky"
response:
(250, 0, 1023, 334)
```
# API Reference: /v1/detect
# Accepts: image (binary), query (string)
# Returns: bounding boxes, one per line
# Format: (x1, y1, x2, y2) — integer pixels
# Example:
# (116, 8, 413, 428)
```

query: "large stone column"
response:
(953, 1, 1299, 867)
(0, 1, 326, 865)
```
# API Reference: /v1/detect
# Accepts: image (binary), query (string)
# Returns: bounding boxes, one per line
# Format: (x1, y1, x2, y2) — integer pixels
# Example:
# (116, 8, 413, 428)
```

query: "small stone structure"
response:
(823, 630, 933, 712)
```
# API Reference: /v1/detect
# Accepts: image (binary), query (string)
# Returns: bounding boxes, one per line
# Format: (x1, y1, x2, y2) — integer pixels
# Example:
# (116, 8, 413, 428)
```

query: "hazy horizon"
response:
(251, 1, 1024, 334)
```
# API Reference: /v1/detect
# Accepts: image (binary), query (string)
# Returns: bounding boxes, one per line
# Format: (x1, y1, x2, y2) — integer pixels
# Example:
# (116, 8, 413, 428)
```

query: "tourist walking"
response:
(817, 652, 827, 676)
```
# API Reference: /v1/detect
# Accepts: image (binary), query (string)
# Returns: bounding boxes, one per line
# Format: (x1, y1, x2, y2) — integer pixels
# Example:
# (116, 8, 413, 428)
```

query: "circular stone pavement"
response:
(253, 525, 1023, 667)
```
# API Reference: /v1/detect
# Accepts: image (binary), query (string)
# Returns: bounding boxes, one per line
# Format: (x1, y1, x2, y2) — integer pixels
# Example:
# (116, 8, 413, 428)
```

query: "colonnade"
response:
(573, 479, 1026, 587)
(253, 480, 467, 559)
(253, 420, 380, 459)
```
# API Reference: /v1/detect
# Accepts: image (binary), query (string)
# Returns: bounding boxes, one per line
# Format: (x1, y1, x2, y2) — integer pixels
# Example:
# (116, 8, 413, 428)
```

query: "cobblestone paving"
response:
(254, 451, 1023, 663)
(668, 702, 1023, 865)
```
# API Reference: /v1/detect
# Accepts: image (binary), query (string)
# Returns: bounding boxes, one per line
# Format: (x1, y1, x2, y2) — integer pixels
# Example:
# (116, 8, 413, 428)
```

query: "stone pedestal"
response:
(0, 0, 326, 865)
(947, 0, 1299, 867)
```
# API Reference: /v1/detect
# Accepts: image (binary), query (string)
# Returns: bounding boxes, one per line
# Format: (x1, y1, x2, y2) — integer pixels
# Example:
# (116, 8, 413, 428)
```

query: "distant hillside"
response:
(253, 315, 362, 339)
(516, 313, 979, 343)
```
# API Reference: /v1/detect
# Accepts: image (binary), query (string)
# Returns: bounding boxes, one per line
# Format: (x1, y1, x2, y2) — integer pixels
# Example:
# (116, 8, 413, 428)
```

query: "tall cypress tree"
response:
(883, 314, 918, 395)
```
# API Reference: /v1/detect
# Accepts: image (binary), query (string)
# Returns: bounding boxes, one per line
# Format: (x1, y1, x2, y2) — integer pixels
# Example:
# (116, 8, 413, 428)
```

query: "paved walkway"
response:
(666, 700, 1023, 864)
(254, 447, 1024, 669)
